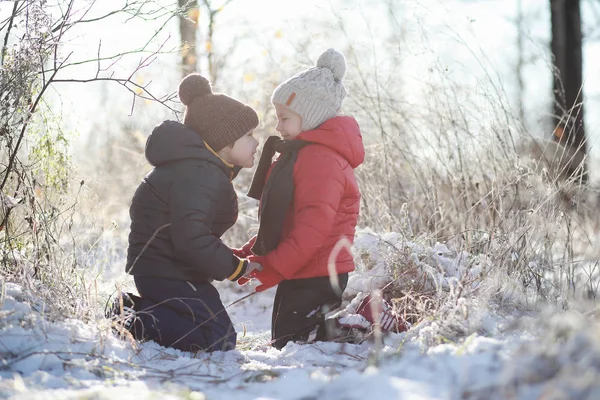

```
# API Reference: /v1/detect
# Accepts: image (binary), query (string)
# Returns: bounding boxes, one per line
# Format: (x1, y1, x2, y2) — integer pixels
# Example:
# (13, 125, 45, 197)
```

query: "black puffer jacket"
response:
(125, 121, 244, 282)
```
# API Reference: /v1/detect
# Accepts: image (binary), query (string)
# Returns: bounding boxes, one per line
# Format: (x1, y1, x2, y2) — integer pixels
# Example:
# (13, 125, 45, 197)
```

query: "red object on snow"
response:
(355, 294, 410, 333)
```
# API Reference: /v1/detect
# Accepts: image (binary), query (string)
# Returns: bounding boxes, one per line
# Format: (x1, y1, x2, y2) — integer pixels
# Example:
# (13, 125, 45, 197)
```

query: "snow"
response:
(2, 230, 599, 399)
(2, 1, 600, 395)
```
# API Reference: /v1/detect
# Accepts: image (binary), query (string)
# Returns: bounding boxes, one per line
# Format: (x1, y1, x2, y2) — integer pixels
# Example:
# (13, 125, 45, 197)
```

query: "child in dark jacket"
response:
(236, 49, 365, 349)
(106, 73, 262, 352)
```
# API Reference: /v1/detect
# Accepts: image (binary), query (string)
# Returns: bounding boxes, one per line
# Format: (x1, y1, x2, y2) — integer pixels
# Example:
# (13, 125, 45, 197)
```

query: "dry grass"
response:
(3, 1, 599, 342)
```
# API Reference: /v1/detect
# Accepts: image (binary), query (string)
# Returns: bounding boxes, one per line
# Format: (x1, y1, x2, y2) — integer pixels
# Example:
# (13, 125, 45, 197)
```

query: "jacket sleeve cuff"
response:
(228, 256, 248, 281)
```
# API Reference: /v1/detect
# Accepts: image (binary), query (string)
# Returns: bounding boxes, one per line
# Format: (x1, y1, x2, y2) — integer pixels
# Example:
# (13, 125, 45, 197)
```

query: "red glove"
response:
(237, 270, 279, 292)
(237, 275, 252, 286)
(232, 236, 257, 259)
(236, 257, 284, 292)
(232, 248, 249, 258)
(249, 256, 285, 292)
(237, 269, 258, 287)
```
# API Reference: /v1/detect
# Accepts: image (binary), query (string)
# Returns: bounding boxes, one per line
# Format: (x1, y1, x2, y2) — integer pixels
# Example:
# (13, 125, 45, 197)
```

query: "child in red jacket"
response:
(236, 49, 365, 349)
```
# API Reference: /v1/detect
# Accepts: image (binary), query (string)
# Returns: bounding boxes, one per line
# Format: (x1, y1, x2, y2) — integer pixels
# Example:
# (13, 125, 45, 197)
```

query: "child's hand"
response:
(237, 258, 283, 292)
(232, 236, 257, 259)
(236, 262, 262, 286)
(232, 248, 249, 258)
(237, 275, 252, 286)
(245, 261, 263, 276)
(248, 259, 284, 292)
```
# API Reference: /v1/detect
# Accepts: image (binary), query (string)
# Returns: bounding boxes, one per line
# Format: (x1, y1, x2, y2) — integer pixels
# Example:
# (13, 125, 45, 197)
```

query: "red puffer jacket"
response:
(239, 116, 365, 291)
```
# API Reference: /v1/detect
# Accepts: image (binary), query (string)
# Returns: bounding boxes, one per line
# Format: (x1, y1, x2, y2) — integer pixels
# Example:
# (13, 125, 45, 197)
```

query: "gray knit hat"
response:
(271, 48, 347, 131)
(179, 73, 259, 151)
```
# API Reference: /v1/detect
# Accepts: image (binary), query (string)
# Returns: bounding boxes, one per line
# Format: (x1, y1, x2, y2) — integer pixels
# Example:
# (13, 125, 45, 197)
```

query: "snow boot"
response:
(105, 291, 141, 333)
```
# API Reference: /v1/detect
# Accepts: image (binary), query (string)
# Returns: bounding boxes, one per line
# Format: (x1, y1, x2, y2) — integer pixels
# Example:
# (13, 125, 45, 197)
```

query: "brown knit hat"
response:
(179, 74, 259, 151)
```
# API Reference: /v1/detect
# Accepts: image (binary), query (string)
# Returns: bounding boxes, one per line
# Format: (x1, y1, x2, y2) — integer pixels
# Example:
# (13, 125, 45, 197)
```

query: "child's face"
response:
(275, 103, 302, 140)
(219, 129, 259, 168)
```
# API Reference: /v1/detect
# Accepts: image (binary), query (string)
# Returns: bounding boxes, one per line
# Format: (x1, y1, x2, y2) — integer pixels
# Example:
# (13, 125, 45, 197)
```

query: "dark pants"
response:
(271, 273, 348, 350)
(132, 276, 236, 352)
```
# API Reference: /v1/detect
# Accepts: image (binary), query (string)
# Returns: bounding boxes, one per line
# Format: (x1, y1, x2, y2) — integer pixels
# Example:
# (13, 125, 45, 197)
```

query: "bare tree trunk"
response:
(175, 0, 236, 83)
(550, 0, 586, 180)
(178, 0, 199, 78)
(200, 0, 236, 85)
(206, 8, 216, 83)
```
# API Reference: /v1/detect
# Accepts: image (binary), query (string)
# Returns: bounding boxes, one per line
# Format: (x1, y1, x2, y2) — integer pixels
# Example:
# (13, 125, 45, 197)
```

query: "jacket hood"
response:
(145, 121, 240, 178)
(145, 121, 210, 166)
(296, 116, 365, 168)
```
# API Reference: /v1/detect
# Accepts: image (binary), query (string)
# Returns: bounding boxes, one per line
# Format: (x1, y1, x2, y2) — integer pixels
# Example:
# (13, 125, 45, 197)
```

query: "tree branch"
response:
(51, 0, 96, 33)
(49, 35, 179, 115)
(53, 0, 76, 72)
(50, 0, 178, 33)
(2, 0, 183, 191)
(41, 46, 180, 74)
(1, 52, 73, 192)
(1, 1, 19, 67)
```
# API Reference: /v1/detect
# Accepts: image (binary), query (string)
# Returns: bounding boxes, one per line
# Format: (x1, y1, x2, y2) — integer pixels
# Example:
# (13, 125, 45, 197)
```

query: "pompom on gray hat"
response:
(271, 48, 347, 131)
(179, 73, 259, 151)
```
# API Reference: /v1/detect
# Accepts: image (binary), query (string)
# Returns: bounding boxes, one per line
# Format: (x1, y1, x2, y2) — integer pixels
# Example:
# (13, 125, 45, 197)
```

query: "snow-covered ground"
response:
(2, 231, 599, 399)
(2, 0, 600, 397)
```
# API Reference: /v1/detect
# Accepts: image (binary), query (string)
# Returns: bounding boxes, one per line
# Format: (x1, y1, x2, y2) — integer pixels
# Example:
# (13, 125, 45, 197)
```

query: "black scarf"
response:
(247, 136, 310, 256)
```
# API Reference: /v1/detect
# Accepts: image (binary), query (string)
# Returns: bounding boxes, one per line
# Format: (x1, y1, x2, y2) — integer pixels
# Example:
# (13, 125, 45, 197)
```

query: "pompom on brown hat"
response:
(179, 74, 259, 151)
